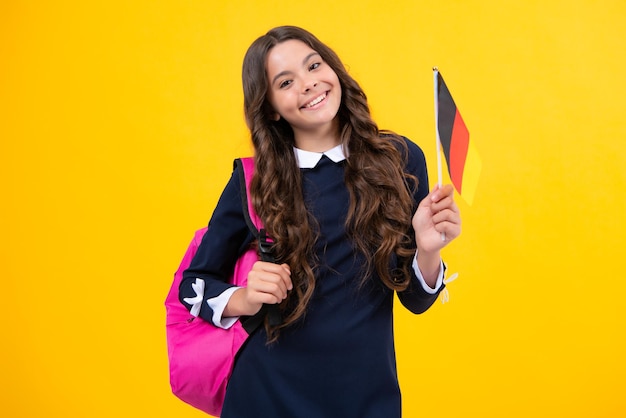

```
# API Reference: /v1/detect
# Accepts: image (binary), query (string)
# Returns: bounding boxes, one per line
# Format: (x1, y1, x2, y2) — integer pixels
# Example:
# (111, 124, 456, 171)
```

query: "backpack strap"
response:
(237, 157, 262, 234)
(235, 158, 283, 330)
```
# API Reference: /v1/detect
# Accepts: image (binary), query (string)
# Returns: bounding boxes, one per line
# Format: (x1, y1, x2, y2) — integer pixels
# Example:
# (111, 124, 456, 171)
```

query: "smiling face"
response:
(265, 39, 342, 151)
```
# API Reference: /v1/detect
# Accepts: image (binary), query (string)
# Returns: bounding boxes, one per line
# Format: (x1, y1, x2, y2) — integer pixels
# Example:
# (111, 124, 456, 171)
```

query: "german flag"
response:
(436, 71, 481, 205)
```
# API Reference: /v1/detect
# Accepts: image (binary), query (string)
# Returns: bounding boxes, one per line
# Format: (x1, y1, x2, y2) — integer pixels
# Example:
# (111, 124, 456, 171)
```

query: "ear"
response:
(271, 112, 281, 121)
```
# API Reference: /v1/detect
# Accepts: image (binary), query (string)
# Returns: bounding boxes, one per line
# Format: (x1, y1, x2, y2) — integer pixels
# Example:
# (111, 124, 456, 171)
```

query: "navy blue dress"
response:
(181, 138, 443, 417)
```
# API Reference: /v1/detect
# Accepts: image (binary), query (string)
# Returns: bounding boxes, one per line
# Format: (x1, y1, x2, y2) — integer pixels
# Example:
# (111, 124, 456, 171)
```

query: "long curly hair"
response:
(242, 26, 418, 343)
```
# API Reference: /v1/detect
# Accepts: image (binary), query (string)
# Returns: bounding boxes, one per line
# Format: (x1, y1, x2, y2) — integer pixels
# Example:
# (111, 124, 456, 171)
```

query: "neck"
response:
(293, 121, 341, 152)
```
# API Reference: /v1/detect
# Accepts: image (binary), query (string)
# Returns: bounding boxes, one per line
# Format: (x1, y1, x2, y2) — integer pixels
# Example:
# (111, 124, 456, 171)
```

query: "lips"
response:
(303, 92, 327, 108)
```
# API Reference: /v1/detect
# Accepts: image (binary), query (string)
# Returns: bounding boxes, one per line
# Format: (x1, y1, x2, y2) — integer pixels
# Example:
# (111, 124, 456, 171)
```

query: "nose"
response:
(303, 80, 318, 93)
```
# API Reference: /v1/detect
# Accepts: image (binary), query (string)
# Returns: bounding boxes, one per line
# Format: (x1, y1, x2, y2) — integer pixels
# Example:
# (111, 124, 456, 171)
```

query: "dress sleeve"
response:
(178, 165, 255, 325)
(396, 137, 445, 314)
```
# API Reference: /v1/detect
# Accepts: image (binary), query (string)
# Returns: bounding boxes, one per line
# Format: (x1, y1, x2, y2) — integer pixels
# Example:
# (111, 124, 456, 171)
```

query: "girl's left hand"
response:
(412, 184, 461, 253)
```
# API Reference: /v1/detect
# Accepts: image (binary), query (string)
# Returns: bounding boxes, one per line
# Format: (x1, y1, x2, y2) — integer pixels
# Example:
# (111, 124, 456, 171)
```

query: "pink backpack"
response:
(165, 157, 263, 416)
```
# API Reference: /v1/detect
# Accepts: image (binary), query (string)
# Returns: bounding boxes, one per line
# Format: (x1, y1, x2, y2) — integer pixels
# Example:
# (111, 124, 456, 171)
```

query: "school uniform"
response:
(180, 137, 445, 417)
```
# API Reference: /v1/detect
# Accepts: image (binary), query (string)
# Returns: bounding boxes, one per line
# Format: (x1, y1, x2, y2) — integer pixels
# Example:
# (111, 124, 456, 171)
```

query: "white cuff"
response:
(182, 278, 205, 317)
(412, 251, 445, 294)
(206, 287, 242, 329)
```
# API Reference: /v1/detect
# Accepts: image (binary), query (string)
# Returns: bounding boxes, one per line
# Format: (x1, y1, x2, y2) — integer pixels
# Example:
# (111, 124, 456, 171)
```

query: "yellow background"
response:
(2, 1, 625, 417)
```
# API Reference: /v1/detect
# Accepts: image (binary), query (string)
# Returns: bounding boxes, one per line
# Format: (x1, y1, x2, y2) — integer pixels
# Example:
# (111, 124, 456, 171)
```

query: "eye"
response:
(309, 62, 321, 71)
(279, 79, 292, 89)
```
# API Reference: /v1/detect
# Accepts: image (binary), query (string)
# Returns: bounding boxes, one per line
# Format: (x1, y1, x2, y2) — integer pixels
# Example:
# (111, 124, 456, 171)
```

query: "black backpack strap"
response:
(257, 229, 282, 327)
(234, 158, 283, 333)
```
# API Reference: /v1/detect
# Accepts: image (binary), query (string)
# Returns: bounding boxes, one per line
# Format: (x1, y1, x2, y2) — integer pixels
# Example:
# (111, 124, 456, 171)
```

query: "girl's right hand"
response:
(225, 261, 292, 317)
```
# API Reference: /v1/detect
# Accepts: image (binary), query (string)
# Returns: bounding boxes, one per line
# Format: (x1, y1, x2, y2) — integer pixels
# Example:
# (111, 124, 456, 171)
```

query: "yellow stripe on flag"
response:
(460, 140, 482, 205)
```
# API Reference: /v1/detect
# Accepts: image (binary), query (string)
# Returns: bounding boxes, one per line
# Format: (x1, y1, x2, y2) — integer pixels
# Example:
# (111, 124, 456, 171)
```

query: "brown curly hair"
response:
(242, 26, 418, 343)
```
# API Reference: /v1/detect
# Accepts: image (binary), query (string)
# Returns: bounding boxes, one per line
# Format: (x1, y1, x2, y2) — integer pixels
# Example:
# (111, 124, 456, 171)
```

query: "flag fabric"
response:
(435, 71, 481, 205)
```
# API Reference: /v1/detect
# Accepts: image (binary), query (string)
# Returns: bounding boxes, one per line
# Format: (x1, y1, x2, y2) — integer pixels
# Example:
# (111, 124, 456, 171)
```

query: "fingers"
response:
(432, 210, 461, 240)
(246, 262, 292, 305)
(430, 185, 461, 239)
(423, 184, 458, 215)
(416, 184, 453, 212)
(414, 184, 462, 244)
(428, 183, 454, 204)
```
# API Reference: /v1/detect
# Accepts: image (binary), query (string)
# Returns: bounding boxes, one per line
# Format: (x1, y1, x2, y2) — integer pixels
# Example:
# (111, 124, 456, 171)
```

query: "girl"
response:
(180, 26, 461, 417)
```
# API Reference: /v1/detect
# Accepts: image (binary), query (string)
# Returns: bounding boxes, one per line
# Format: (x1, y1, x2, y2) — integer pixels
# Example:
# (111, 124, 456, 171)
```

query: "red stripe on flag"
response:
(449, 110, 469, 194)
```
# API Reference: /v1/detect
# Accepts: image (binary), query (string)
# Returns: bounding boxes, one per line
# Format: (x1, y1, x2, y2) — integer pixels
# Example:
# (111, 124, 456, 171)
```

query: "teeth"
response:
(306, 93, 326, 108)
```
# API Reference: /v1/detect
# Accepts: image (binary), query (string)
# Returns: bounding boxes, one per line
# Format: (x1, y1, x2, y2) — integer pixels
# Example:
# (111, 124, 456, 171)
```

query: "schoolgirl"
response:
(180, 26, 461, 417)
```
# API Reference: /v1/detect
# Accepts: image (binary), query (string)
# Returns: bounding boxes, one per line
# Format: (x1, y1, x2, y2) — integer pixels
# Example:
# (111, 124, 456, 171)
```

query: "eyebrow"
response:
(271, 52, 321, 86)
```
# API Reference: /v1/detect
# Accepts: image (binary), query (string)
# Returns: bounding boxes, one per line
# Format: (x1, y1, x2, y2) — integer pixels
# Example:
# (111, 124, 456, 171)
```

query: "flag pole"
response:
(433, 67, 445, 241)
(433, 67, 442, 190)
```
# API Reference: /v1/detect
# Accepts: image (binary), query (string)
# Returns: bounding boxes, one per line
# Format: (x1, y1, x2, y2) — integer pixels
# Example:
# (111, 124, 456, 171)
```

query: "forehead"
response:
(265, 39, 319, 76)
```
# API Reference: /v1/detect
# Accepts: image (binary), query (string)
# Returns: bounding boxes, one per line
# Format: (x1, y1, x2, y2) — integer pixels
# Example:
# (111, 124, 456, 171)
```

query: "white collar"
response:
(293, 144, 347, 169)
